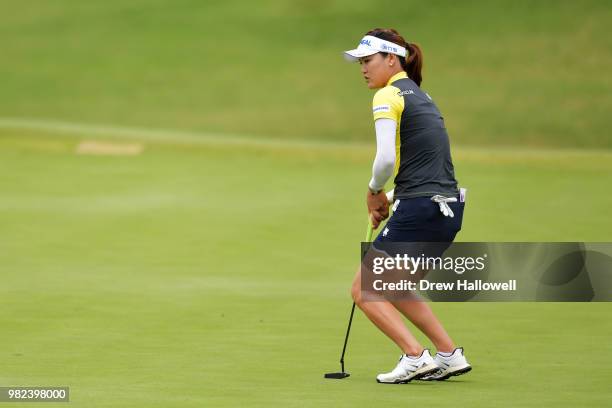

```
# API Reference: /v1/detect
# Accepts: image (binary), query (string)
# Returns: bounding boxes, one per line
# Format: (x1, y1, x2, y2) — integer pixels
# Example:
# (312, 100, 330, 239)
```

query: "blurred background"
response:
(2, 0, 610, 147)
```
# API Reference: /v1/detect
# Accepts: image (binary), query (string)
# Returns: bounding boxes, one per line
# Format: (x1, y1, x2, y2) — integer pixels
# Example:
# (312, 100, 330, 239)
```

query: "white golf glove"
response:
(431, 195, 457, 218)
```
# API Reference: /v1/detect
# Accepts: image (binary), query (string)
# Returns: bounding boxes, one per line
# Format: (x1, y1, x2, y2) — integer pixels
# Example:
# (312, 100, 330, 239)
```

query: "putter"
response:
(324, 220, 375, 379)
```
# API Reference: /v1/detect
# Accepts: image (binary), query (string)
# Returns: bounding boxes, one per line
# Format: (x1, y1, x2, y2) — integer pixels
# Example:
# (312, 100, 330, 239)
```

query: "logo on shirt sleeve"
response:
(373, 105, 391, 113)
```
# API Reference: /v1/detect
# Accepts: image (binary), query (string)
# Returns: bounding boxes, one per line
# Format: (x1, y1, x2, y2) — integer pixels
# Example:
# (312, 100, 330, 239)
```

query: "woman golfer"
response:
(345, 28, 472, 383)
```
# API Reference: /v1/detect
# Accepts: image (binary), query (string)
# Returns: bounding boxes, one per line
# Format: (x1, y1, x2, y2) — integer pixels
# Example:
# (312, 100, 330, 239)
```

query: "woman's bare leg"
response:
(391, 300, 455, 353)
(351, 268, 423, 356)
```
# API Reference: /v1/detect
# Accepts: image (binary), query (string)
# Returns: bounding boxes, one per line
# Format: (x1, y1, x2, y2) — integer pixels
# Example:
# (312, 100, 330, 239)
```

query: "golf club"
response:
(324, 190, 392, 379)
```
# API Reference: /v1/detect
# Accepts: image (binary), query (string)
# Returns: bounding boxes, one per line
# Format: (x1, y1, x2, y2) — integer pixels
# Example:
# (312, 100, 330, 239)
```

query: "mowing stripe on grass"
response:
(1, 117, 611, 161)
(0, 117, 370, 152)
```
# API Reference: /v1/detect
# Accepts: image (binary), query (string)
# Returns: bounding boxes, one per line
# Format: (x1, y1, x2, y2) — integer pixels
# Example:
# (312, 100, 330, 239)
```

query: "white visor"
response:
(343, 35, 407, 62)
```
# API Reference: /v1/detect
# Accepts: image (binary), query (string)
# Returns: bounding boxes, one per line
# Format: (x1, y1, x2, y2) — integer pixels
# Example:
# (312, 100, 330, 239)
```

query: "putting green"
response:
(1, 128, 610, 407)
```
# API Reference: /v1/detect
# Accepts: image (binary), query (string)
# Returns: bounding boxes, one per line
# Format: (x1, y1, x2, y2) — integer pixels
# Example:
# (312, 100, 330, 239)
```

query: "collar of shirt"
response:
(386, 71, 408, 86)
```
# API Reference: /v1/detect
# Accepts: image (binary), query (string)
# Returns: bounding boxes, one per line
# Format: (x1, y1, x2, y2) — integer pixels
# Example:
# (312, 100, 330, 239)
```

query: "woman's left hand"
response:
(367, 190, 389, 228)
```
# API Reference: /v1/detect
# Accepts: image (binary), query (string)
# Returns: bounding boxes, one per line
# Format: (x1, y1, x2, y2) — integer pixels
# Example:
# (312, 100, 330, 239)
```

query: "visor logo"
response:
(360, 39, 372, 46)
(381, 43, 398, 53)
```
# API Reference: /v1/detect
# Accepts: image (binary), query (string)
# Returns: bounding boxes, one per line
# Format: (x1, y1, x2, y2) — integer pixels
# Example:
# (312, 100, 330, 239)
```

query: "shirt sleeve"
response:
(372, 85, 403, 123)
(368, 118, 397, 191)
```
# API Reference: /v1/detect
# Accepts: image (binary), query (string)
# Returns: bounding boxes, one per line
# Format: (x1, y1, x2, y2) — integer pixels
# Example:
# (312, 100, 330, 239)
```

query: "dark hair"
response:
(366, 28, 423, 86)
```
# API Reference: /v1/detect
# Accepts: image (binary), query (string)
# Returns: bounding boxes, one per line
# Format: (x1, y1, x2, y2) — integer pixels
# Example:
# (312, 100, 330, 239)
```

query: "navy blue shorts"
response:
(374, 196, 464, 243)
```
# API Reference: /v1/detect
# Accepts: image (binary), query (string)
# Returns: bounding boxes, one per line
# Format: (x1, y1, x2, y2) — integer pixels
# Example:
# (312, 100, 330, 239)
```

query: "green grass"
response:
(1, 130, 611, 407)
(1, 0, 611, 147)
(1, 1, 611, 406)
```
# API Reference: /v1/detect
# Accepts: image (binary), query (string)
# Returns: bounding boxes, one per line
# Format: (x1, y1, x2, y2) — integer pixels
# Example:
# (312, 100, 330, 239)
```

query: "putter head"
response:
(324, 372, 350, 379)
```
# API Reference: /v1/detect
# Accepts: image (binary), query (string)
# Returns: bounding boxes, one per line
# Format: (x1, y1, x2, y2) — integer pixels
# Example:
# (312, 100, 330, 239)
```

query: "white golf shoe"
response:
(376, 349, 438, 384)
(420, 347, 472, 381)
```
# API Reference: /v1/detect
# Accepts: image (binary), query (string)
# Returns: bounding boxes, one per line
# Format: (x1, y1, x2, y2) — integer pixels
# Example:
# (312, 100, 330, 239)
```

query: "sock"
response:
(437, 350, 454, 357)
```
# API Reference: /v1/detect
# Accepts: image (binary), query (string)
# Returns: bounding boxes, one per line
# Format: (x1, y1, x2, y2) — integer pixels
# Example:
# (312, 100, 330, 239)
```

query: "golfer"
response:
(344, 28, 472, 383)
